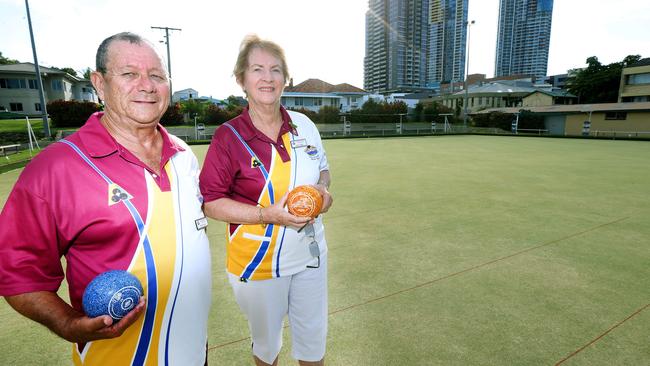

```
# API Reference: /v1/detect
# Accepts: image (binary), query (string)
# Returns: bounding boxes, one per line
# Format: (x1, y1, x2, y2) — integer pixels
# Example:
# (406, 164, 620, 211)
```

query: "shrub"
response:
(472, 110, 545, 131)
(413, 102, 457, 123)
(287, 107, 318, 121)
(161, 103, 184, 126)
(315, 106, 341, 124)
(47, 100, 101, 128)
(349, 100, 407, 124)
(204, 104, 230, 125)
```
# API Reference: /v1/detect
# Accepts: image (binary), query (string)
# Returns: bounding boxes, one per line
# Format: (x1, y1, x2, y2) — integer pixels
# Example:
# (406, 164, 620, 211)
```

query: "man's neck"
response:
(100, 112, 163, 174)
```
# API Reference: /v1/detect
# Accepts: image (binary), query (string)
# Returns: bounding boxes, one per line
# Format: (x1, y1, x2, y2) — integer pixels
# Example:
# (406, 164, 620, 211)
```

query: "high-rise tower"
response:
(364, 0, 469, 94)
(494, 0, 554, 82)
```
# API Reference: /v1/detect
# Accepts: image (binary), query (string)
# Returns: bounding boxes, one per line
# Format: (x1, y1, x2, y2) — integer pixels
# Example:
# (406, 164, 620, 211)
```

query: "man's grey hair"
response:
(95, 32, 145, 74)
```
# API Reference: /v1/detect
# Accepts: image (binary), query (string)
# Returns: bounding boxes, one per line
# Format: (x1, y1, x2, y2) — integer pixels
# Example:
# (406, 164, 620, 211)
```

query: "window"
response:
(10, 102, 23, 111)
(294, 97, 303, 106)
(330, 99, 338, 107)
(314, 98, 322, 106)
(605, 112, 627, 120)
(627, 73, 650, 85)
(52, 80, 63, 91)
(35, 103, 42, 111)
(28, 79, 38, 89)
(0, 78, 26, 89)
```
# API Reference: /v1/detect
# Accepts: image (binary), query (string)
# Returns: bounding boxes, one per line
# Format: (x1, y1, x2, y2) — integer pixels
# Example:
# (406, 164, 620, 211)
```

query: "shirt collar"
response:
(77, 112, 184, 160)
(237, 105, 298, 142)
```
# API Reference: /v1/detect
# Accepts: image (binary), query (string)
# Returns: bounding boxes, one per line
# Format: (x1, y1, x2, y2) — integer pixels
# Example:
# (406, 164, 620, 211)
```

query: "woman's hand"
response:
(314, 183, 333, 214)
(262, 192, 312, 229)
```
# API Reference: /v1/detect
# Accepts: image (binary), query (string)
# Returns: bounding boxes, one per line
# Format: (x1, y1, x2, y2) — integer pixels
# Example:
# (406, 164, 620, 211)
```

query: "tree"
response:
(0, 51, 19, 65)
(83, 67, 93, 79)
(567, 55, 642, 103)
(55, 67, 78, 77)
(179, 99, 208, 122)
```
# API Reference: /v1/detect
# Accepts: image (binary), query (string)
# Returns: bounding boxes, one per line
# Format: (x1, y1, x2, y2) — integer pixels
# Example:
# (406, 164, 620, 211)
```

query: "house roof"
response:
(475, 102, 650, 115)
(0, 62, 62, 74)
(0, 62, 85, 81)
(524, 89, 577, 98)
(285, 78, 366, 94)
(453, 81, 535, 96)
(174, 88, 198, 94)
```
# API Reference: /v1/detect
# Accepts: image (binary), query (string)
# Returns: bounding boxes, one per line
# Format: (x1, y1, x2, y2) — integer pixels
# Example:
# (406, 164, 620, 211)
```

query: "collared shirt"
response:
(200, 106, 329, 280)
(0, 112, 211, 365)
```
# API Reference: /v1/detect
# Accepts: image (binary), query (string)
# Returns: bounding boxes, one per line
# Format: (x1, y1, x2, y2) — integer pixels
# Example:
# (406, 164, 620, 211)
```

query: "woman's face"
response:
(239, 47, 285, 108)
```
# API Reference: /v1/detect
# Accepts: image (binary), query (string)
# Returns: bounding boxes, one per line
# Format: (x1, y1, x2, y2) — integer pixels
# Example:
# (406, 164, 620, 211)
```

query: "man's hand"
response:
(63, 297, 146, 342)
(5, 291, 146, 343)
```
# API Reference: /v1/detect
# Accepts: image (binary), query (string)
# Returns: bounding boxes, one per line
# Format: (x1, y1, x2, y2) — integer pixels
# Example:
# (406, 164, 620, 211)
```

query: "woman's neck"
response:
(248, 104, 283, 141)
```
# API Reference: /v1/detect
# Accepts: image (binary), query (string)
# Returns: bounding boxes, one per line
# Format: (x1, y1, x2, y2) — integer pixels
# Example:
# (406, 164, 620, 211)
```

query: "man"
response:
(0, 32, 211, 365)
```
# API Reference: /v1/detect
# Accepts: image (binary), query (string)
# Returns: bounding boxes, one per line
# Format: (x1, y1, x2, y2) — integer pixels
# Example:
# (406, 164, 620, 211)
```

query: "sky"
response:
(1, 0, 649, 99)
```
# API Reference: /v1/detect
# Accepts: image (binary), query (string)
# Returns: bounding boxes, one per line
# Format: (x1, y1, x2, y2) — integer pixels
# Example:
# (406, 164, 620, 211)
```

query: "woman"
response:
(199, 35, 333, 366)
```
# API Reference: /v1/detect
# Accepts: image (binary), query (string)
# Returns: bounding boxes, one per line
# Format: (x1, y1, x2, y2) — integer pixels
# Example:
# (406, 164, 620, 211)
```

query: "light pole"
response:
(463, 19, 475, 129)
(25, 0, 50, 137)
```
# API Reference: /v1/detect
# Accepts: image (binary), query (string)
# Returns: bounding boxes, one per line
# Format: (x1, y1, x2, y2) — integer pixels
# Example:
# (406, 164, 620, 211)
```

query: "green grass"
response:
(0, 118, 44, 133)
(1, 136, 649, 365)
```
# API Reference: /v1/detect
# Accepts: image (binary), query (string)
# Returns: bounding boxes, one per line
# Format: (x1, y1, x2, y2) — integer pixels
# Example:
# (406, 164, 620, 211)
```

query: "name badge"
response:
(195, 217, 208, 231)
(290, 138, 307, 149)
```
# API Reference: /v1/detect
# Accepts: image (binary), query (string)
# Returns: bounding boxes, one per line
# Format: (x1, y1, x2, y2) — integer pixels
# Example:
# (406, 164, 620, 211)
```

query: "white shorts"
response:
(227, 254, 328, 364)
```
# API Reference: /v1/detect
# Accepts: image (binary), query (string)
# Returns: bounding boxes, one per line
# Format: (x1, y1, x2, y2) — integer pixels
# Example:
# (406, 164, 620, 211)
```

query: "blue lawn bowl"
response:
(82, 270, 143, 322)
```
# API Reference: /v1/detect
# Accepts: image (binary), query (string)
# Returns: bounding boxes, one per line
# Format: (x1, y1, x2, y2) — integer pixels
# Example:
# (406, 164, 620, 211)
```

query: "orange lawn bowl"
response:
(287, 185, 323, 218)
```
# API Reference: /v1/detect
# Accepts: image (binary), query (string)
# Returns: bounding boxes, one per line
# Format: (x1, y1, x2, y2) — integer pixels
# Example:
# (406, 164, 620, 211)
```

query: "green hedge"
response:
(47, 100, 101, 128)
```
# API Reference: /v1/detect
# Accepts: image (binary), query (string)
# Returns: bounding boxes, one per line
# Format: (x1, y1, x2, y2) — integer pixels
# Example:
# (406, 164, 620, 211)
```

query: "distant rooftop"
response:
(453, 81, 535, 96)
(0, 62, 86, 81)
(285, 78, 366, 94)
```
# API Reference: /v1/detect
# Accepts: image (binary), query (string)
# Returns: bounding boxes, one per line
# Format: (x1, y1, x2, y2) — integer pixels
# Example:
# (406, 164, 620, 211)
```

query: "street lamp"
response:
(463, 19, 475, 129)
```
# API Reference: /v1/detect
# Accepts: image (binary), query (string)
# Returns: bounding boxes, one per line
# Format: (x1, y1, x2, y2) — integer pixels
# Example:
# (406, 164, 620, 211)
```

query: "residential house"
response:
(521, 90, 576, 107)
(0, 63, 97, 115)
(281, 78, 369, 113)
(172, 88, 199, 102)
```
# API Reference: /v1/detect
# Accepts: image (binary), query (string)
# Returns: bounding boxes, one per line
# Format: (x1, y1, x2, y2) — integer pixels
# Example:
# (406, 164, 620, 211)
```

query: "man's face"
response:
(92, 40, 170, 126)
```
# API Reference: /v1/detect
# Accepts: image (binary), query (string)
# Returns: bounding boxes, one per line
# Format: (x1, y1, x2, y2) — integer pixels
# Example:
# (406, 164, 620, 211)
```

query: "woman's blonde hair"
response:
(233, 34, 289, 85)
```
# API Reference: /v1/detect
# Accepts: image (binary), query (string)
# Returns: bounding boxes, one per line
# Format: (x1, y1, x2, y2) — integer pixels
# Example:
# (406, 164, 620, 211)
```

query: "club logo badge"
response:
(251, 157, 263, 169)
(108, 183, 133, 206)
(305, 145, 319, 160)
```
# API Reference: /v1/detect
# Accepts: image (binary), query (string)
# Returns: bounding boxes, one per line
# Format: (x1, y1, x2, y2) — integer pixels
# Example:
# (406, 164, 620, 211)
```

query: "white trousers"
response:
(227, 254, 328, 364)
